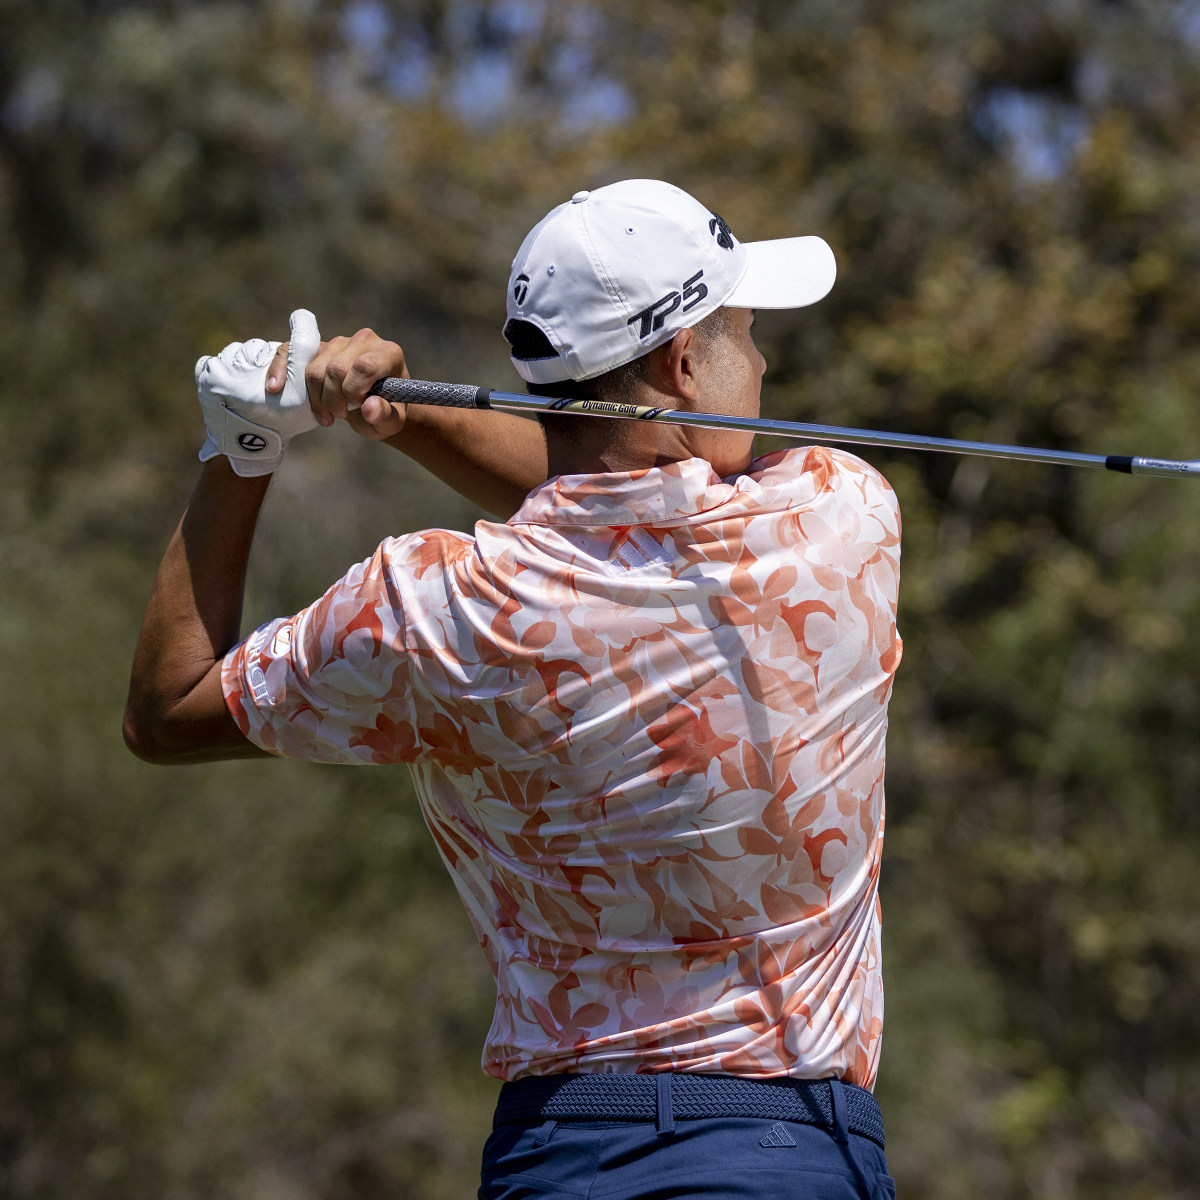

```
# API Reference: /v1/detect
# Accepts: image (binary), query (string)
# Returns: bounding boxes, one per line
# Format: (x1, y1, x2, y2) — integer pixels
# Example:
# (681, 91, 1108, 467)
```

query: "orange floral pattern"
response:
(223, 447, 902, 1087)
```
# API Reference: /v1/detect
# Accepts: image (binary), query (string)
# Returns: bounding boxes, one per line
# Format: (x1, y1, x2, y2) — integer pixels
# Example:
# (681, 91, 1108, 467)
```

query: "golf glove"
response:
(196, 309, 321, 477)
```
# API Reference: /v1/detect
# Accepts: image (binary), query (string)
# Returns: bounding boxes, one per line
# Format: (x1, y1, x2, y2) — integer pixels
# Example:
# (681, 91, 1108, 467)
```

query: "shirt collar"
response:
(510, 457, 738, 527)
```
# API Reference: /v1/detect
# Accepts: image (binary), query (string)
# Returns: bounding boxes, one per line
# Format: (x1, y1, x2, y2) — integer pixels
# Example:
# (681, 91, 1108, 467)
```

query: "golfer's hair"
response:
(506, 307, 739, 446)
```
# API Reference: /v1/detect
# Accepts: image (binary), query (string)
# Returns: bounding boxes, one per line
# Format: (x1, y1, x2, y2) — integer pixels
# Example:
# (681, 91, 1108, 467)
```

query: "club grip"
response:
(368, 377, 491, 409)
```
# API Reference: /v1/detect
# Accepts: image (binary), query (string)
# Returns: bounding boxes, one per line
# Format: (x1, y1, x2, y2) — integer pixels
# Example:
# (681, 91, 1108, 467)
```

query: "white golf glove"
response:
(196, 309, 322, 476)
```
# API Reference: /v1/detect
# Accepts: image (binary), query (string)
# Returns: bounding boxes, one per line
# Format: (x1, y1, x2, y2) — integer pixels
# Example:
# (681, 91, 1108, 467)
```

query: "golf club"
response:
(368, 377, 1200, 479)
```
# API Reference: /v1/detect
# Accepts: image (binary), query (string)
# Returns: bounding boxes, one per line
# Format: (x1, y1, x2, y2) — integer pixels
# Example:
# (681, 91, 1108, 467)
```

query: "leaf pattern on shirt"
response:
(224, 446, 902, 1088)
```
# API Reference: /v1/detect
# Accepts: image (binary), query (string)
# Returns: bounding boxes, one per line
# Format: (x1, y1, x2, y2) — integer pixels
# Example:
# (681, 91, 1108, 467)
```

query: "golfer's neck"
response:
(545, 422, 698, 478)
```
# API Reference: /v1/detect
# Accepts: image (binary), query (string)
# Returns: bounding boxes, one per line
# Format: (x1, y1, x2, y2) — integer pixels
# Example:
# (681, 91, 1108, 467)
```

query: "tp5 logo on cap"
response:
(627, 271, 709, 340)
(502, 179, 837, 385)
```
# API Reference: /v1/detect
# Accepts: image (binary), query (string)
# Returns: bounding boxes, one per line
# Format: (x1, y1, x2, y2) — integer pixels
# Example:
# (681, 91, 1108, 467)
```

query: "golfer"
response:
(126, 179, 902, 1198)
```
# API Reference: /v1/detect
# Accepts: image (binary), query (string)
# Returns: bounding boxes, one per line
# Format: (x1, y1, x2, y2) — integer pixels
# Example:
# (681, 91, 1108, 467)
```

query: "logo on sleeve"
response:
(247, 664, 272, 705)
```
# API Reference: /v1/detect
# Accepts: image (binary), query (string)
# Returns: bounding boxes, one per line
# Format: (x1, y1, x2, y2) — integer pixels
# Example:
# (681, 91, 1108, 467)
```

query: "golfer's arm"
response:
(124, 458, 271, 764)
(384, 405, 547, 518)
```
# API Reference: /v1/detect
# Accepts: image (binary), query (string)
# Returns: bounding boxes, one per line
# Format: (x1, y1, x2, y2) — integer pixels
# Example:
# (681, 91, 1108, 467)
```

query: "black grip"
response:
(368, 377, 491, 408)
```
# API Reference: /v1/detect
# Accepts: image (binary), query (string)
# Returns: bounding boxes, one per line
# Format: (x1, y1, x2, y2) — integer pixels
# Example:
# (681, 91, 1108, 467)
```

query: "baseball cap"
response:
(503, 178, 836, 384)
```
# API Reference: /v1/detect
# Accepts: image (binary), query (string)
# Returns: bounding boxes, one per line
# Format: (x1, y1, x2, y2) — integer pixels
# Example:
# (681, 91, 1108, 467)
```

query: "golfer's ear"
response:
(657, 328, 701, 402)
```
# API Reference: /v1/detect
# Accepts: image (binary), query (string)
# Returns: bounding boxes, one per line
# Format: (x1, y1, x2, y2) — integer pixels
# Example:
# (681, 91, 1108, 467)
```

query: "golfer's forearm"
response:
(124, 458, 271, 762)
(386, 406, 547, 518)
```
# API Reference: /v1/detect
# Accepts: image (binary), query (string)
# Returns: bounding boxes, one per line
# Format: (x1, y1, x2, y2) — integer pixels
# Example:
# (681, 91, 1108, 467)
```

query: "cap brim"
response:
(724, 236, 836, 309)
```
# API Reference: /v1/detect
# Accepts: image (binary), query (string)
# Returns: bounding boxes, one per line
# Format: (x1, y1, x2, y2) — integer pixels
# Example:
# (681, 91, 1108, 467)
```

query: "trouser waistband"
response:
(493, 1072, 885, 1150)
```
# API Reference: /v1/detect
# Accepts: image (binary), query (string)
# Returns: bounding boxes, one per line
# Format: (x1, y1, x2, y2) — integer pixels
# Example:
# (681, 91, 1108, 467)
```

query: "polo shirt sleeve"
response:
(221, 538, 423, 765)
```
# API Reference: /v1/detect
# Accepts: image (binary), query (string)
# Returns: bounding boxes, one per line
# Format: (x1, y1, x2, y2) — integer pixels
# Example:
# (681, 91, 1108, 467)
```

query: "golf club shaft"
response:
(368, 377, 1200, 479)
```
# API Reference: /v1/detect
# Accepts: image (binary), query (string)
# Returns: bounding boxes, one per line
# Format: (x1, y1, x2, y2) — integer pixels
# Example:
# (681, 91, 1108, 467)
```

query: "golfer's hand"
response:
(266, 328, 411, 442)
(195, 309, 322, 476)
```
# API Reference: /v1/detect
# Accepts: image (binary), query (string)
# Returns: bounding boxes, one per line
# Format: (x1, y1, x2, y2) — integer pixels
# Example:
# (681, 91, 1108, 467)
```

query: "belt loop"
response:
(828, 1079, 850, 1144)
(655, 1074, 676, 1137)
(532, 1118, 558, 1146)
(829, 1080, 874, 1195)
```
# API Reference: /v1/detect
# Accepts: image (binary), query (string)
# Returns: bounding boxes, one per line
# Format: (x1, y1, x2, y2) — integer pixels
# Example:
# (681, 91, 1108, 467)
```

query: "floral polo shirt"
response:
(223, 445, 902, 1087)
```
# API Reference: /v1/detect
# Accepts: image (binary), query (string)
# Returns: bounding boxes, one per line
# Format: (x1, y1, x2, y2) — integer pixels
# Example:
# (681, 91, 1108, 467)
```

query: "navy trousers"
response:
(480, 1102, 896, 1199)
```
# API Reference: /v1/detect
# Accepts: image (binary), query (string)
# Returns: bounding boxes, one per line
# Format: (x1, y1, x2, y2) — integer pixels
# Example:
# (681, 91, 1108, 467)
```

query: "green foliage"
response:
(4, 1, 1200, 1196)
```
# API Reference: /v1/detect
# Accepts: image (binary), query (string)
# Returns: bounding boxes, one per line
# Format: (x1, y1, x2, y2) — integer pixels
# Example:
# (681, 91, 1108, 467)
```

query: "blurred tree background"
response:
(3, 0, 1200, 1195)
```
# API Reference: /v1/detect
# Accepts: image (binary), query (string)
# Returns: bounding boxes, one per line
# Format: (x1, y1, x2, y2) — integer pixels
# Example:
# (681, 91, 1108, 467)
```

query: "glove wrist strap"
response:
(217, 405, 284, 461)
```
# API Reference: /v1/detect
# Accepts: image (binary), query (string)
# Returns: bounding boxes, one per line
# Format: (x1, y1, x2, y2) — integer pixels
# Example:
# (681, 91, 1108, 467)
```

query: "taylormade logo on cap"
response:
(503, 179, 837, 385)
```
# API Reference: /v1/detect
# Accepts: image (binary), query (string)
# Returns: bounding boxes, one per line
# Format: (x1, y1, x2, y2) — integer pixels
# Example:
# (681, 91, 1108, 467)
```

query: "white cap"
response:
(503, 178, 836, 384)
